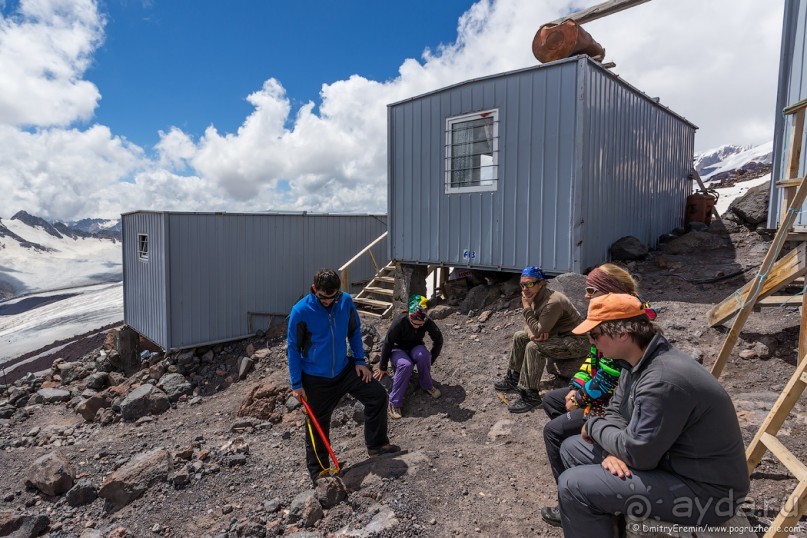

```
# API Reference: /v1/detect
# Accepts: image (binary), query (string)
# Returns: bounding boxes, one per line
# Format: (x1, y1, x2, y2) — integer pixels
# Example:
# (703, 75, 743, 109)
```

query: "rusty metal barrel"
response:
(532, 19, 605, 63)
(685, 192, 717, 226)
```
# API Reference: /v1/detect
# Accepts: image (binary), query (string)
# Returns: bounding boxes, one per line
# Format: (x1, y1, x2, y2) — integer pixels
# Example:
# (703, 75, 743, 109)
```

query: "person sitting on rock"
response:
(553, 293, 749, 536)
(540, 263, 657, 526)
(373, 295, 444, 419)
(494, 266, 589, 413)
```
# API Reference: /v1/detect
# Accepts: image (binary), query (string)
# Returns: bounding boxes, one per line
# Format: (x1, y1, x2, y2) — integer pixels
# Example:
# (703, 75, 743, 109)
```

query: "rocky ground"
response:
(2, 179, 807, 538)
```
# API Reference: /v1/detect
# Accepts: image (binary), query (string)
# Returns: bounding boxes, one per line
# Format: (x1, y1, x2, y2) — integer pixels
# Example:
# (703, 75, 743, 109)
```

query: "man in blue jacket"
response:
(288, 269, 399, 485)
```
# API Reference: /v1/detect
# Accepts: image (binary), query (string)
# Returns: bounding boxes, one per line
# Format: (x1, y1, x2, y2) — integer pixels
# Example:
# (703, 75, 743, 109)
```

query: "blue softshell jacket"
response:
(287, 290, 365, 389)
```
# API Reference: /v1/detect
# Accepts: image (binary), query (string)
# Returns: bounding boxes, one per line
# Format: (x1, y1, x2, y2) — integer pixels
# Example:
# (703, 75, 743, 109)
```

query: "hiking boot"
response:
(494, 369, 519, 392)
(507, 389, 541, 413)
(388, 403, 402, 419)
(541, 505, 562, 527)
(368, 444, 401, 457)
(425, 386, 441, 399)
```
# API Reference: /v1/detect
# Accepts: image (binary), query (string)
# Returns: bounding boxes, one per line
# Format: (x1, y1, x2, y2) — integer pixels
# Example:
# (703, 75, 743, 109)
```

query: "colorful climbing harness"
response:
(300, 397, 341, 477)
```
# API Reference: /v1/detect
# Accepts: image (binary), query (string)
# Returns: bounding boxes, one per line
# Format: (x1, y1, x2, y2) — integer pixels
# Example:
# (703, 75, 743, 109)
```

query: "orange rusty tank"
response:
(532, 19, 605, 63)
(685, 193, 716, 226)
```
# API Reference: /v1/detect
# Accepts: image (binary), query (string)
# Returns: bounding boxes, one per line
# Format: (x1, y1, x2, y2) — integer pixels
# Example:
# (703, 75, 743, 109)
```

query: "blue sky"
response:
(0, 0, 786, 221)
(88, 1, 476, 148)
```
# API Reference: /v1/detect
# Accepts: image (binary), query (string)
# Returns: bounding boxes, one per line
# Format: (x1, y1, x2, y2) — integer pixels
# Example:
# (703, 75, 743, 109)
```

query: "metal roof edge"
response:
(386, 56, 582, 107)
(121, 210, 387, 218)
(386, 55, 698, 130)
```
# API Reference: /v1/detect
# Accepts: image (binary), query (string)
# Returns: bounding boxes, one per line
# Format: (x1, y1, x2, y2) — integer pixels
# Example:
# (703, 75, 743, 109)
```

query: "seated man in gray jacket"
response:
(551, 293, 749, 537)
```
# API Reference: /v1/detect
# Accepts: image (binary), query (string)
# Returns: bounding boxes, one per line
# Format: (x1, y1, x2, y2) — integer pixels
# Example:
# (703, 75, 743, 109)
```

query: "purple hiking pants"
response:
(388, 345, 434, 408)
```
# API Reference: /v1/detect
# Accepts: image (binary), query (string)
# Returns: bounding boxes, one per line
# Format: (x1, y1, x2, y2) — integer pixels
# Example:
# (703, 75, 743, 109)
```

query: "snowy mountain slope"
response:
(0, 282, 122, 363)
(695, 141, 773, 181)
(0, 213, 121, 299)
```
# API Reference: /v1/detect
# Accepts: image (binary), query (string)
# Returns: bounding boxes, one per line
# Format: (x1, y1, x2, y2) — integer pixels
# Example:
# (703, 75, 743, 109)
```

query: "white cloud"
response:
(0, 0, 103, 127)
(0, 0, 787, 221)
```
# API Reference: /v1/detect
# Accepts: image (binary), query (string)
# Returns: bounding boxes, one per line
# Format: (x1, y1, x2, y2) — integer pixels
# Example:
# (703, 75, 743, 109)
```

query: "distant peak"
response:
(11, 210, 64, 239)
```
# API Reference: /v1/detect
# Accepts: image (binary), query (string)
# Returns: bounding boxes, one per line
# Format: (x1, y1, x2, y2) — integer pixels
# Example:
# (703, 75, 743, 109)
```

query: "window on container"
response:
(445, 109, 499, 194)
(137, 234, 149, 261)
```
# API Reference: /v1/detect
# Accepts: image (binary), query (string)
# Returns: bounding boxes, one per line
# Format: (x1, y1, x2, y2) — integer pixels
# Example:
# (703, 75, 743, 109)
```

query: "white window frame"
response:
(444, 109, 499, 194)
(137, 234, 149, 261)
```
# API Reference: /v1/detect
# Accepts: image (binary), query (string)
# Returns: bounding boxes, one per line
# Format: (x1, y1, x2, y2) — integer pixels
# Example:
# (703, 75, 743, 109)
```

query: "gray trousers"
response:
(557, 435, 742, 538)
(508, 330, 588, 390)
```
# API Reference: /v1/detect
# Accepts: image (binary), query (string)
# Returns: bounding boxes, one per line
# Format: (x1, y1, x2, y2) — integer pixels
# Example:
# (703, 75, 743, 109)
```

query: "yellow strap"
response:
(306, 419, 339, 476)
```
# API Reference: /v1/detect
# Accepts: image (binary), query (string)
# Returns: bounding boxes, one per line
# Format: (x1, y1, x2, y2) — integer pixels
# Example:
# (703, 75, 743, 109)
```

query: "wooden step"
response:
(364, 286, 394, 296)
(375, 276, 395, 284)
(353, 297, 392, 308)
(357, 310, 384, 318)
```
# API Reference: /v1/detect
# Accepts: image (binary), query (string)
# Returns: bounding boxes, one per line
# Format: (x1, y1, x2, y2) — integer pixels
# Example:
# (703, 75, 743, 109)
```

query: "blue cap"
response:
(521, 266, 545, 280)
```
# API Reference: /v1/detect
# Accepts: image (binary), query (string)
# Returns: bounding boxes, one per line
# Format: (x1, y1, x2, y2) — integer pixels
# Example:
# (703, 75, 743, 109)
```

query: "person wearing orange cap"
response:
(540, 264, 656, 526)
(551, 293, 749, 537)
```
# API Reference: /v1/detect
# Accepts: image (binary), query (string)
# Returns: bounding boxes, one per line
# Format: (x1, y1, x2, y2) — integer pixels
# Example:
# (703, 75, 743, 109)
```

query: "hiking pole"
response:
(300, 397, 341, 476)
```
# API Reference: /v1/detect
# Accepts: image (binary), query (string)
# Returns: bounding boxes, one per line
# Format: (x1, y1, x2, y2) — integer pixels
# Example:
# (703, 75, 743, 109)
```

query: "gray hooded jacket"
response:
(586, 334, 749, 500)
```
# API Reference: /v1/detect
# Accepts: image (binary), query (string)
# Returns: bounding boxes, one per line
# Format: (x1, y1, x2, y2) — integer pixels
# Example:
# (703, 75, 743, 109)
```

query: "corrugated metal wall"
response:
(769, 0, 807, 228)
(122, 212, 168, 348)
(388, 58, 580, 273)
(578, 64, 696, 271)
(123, 212, 387, 350)
(388, 56, 695, 274)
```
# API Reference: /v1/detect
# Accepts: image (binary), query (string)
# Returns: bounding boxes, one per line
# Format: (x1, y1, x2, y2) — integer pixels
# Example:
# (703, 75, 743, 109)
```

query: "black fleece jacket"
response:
(379, 313, 443, 371)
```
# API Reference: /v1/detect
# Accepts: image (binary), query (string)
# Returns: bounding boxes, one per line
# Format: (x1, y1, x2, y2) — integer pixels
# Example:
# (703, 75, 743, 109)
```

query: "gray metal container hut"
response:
(768, 0, 807, 229)
(387, 55, 697, 274)
(122, 211, 387, 350)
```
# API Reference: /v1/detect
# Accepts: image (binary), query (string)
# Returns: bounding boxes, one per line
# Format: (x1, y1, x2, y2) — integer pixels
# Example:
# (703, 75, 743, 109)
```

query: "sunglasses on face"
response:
(585, 286, 599, 296)
(316, 290, 340, 302)
(520, 280, 542, 289)
(588, 329, 605, 341)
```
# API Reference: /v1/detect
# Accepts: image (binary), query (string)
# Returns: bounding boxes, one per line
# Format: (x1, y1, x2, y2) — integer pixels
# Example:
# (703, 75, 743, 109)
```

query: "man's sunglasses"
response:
(520, 280, 542, 289)
(316, 290, 340, 301)
(588, 329, 605, 341)
(585, 286, 599, 296)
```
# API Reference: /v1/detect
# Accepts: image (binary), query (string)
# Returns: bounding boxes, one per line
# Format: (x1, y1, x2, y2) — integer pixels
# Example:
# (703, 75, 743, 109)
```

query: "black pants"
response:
(302, 363, 389, 482)
(542, 387, 586, 481)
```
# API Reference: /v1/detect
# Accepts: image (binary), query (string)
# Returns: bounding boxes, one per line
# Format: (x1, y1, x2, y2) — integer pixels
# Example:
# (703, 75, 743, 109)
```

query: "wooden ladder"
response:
(708, 97, 807, 537)
(710, 99, 807, 378)
(353, 262, 396, 318)
(745, 356, 807, 537)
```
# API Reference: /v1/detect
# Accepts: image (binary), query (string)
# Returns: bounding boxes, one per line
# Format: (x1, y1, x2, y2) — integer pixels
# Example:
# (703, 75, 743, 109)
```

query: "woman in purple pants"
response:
(373, 295, 444, 419)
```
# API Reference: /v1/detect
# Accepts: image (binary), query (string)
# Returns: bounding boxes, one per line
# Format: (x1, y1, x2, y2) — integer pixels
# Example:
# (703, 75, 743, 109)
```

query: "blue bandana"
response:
(521, 266, 545, 280)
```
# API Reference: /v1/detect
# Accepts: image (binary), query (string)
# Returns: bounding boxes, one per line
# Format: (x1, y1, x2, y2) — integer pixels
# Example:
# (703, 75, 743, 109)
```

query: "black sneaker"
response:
(493, 371, 519, 392)
(367, 444, 401, 457)
(541, 505, 562, 527)
(508, 390, 541, 413)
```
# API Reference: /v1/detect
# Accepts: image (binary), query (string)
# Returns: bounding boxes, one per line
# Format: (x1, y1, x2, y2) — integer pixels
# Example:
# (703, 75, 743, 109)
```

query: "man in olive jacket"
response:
(554, 294, 749, 537)
(494, 266, 588, 413)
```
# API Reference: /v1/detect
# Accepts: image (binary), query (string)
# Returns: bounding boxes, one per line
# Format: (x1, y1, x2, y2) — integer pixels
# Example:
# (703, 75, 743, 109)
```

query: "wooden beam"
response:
(746, 356, 807, 472)
(711, 175, 807, 379)
(754, 295, 804, 308)
(781, 110, 805, 224)
(706, 242, 807, 326)
(783, 97, 807, 116)
(548, 0, 652, 26)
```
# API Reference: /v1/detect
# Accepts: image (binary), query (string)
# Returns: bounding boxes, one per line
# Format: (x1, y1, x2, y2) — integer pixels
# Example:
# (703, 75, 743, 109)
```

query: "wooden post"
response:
(547, 0, 652, 25)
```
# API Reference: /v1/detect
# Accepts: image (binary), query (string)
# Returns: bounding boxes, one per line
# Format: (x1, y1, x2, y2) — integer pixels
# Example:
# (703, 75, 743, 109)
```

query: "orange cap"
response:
(573, 293, 646, 334)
